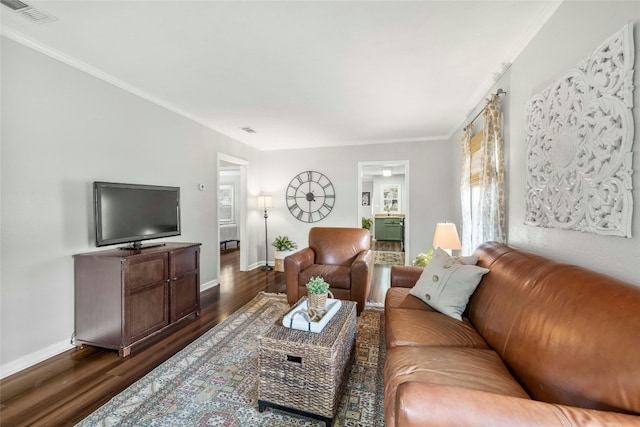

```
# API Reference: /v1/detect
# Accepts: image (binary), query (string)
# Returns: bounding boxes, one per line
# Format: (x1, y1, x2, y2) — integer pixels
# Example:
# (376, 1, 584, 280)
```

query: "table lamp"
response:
(433, 222, 461, 255)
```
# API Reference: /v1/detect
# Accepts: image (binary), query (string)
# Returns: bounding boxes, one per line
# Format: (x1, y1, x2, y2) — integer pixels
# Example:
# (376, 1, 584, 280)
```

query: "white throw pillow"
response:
(455, 255, 478, 265)
(409, 248, 489, 320)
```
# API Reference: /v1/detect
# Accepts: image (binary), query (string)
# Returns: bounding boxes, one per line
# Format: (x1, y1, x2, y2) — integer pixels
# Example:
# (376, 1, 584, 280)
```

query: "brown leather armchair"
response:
(284, 227, 373, 315)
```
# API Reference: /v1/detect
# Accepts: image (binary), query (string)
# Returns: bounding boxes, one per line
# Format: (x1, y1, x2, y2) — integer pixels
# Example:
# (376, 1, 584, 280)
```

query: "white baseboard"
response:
(200, 279, 219, 292)
(2, 280, 220, 379)
(1, 280, 226, 379)
(249, 261, 274, 270)
(1, 340, 74, 379)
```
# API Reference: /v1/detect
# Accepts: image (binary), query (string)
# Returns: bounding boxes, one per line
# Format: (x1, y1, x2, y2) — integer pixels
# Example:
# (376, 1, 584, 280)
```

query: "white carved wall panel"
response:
(524, 23, 635, 237)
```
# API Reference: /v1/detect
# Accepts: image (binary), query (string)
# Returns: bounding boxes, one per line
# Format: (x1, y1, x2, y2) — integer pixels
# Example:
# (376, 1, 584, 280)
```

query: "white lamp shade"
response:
(433, 223, 461, 251)
(257, 195, 273, 209)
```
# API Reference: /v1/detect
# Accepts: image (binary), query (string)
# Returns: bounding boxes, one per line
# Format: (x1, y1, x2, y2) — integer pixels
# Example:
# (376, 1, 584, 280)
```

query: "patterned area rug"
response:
(374, 251, 405, 266)
(77, 293, 386, 426)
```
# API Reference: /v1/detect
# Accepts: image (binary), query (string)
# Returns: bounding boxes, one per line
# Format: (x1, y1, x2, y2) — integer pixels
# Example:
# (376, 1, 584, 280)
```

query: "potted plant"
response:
(305, 276, 333, 311)
(272, 235, 297, 251)
(362, 217, 374, 244)
(272, 236, 297, 272)
(361, 217, 373, 230)
(412, 249, 434, 267)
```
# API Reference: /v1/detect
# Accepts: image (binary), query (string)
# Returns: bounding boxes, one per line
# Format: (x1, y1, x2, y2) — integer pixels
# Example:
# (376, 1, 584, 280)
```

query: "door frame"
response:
(217, 153, 249, 273)
(357, 160, 410, 265)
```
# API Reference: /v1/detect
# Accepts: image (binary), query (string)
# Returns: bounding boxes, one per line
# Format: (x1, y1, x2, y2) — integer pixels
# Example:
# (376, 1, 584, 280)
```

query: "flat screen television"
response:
(94, 181, 181, 249)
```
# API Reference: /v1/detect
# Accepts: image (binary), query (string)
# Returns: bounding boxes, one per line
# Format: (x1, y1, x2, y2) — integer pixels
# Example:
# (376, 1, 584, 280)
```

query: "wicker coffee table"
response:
(258, 299, 357, 427)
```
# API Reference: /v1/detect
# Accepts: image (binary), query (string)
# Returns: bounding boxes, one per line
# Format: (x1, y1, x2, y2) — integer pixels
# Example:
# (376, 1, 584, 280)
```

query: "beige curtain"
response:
(460, 125, 474, 254)
(460, 93, 506, 254)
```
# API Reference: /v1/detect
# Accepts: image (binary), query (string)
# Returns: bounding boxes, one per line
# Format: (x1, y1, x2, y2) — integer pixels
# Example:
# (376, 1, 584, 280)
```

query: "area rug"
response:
(373, 251, 405, 266)
(77, 293, 386, 426)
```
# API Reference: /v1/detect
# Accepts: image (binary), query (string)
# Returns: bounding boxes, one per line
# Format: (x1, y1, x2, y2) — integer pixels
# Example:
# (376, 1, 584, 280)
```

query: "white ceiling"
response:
(1, 1, 561, 151)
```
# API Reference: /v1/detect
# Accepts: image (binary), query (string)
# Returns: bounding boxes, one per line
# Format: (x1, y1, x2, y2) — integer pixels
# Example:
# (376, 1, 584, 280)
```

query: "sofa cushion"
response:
(385, 308, 488, 349)
(385, 287, 435, 311)
(410, 248, 489, 320)
(299, 264, 351, 289)
(384, 346, 530, 427)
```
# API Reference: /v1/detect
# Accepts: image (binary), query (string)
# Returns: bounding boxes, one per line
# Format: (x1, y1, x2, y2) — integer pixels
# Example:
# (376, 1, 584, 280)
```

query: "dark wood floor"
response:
(0, 249, 390, 427)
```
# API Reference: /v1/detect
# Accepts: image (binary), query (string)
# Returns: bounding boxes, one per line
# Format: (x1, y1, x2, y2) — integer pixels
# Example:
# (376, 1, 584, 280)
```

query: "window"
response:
(468, 130, 483, 247)
(219, 184, 234, 223)
(460, 92, 505, 254)
(469, 130, 483, 188)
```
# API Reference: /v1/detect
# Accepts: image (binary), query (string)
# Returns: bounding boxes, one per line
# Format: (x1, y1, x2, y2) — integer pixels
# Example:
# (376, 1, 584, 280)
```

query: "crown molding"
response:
(1, 26, 232, 137)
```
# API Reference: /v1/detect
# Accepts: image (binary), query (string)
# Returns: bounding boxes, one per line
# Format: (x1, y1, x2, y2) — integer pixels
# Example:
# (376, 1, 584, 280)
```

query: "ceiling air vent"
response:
(1, 0, 28, 10)
(1, 0, 57, 24)
(241, 127, 256, 134)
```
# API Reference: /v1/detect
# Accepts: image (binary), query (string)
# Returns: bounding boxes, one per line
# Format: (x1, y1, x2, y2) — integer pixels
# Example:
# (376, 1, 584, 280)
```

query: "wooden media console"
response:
(73, 242, 201, 356)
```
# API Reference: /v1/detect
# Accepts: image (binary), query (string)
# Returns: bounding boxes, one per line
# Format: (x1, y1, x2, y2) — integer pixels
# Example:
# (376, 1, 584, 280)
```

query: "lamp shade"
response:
(257, 195, 273, 209)
(433, 223, 461, 251)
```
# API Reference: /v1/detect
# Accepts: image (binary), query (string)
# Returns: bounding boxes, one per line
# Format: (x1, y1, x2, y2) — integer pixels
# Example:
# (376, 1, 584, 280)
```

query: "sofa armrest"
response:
(350, 249, 373, 314)
(390, 266, 423, 288)
(284, 247, 315, 306)
(352, 249, 373, 271)
(395, 382, 640, 427)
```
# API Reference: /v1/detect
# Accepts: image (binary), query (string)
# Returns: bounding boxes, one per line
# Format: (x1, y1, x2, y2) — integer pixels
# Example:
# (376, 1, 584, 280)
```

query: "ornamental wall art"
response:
(524, 23, 635, 238)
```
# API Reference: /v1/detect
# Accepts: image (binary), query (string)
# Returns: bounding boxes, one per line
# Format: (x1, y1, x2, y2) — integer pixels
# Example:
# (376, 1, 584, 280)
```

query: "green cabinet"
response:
(375, 217, 403, 241)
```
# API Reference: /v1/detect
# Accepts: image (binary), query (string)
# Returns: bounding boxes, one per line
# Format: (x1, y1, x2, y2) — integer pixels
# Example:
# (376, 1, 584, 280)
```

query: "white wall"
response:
(449, 1, 640, 285)
(360, 180, 374, 221)
(0, 37, 262, 375)
(258, 141, 451, 264)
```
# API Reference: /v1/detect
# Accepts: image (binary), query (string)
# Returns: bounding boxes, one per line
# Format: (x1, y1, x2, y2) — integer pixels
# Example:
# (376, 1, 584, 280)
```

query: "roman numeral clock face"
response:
(286, 171, 335, 223)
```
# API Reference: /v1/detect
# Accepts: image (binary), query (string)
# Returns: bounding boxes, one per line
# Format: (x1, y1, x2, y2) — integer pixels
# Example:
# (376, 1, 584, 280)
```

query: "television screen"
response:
(94, 182, 181, 248)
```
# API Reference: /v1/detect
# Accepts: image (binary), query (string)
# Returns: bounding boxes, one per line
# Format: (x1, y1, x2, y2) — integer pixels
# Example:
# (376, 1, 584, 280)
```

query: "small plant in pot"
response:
(272, 236, 297, 272)
(361, 217, 373, 230)
(306, 276, 333, 311)
(272, 235, 297, 251)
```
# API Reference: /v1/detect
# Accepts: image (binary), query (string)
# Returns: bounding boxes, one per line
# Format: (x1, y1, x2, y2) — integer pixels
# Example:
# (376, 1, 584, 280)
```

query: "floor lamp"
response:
(258, 195, 273, 271)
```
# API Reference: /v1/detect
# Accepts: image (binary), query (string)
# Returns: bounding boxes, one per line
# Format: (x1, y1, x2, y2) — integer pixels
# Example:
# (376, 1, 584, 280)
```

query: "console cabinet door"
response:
(123, 253, 170, 345)
(169, 246, 201, 322)
(374, 218, 386, 240)
(385, 219, 402, 241)
(375, 218, 402, 241)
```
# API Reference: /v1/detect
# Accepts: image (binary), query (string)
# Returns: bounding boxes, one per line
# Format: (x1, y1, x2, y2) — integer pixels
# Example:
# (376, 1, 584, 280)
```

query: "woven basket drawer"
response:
(258, 301, 356, 418)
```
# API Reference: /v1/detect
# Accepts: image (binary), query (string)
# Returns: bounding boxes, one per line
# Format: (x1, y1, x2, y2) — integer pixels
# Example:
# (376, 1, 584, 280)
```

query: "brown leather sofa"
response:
(384, 241, 640, 426)
(284, 227, 373, 315)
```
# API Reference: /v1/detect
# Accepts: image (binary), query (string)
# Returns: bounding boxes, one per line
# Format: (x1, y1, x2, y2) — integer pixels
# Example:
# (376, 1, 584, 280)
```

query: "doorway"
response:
(359, 160, 409, 304)
(357, 160, 409, 263)
(217, 154, 249, 283)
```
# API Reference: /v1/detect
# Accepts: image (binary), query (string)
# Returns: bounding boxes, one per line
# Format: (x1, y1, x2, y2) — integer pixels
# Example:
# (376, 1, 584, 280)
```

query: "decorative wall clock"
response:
(286, 171, 335, 223)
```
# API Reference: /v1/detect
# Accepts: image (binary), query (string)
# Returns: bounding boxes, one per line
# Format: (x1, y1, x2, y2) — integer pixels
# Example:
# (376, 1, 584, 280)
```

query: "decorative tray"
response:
(282, 297, 342, 333)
